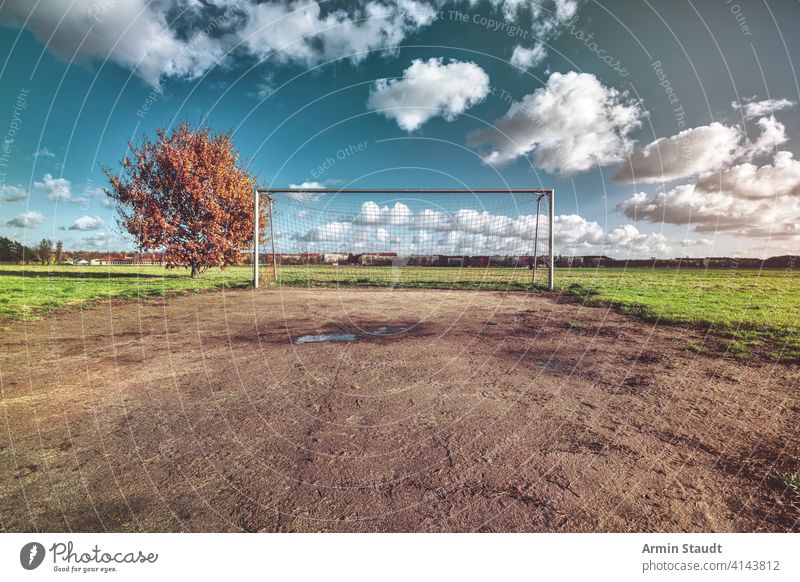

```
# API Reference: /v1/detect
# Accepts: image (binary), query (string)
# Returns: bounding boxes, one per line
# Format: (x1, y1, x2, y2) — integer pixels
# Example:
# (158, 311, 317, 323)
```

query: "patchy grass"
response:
(0, 264, 251, 320)
(2, 264, 798, 360)
(776, 473, 800, 510)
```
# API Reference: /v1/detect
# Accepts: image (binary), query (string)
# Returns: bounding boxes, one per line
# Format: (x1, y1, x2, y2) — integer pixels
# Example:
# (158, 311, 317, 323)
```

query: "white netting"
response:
(256, 190, 552, 290)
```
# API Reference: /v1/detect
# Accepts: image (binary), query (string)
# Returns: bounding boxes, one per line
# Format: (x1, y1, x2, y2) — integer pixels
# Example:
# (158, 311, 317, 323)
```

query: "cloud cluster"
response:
(617, 181, 800, 239)
(0, 1, 584, 86)
(616, 99, 800, 240)
(367, 58, 490, 131)
(467, 72, 642, 173)
(292, 200, 685, 257)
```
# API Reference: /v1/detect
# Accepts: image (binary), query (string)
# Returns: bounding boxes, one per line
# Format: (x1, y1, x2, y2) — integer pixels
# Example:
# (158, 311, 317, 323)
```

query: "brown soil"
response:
(0, 287, 798, 532)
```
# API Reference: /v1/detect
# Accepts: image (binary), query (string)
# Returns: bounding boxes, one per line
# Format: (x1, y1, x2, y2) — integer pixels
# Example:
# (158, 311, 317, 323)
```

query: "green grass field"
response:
(2, 264, 798, 359)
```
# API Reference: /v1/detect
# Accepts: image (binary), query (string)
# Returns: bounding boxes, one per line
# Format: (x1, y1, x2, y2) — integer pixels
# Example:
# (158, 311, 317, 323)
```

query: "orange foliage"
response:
(104, 123, 256, 277)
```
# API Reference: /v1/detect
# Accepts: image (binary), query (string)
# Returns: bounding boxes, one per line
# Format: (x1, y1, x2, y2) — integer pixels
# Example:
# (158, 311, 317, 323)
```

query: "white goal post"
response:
(252, 187, 554, 291)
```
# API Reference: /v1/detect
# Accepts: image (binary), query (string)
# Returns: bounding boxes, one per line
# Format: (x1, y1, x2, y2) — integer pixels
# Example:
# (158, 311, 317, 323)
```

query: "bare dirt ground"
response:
(1, 287, 798, 532)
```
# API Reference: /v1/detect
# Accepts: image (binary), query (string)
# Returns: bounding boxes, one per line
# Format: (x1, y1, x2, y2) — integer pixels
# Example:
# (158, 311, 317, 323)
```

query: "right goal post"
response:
(253, 187, 554, 291)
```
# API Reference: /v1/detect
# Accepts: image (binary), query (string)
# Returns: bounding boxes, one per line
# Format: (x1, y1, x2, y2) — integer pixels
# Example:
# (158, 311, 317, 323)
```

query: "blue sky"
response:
(0, 0, 798, 258)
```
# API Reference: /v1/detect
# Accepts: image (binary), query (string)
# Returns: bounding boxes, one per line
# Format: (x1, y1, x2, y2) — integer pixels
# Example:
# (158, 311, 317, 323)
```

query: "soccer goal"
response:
(252, 187, 554, 291)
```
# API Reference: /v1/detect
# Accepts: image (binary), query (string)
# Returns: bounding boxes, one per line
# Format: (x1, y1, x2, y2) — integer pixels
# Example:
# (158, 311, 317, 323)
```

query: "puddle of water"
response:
(293, 333, 357, 344)
(293, 326, 415, 344)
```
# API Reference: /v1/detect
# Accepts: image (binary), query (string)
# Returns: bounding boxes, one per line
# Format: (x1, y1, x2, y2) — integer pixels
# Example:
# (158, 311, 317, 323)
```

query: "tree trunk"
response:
(191, 262, 200, 278)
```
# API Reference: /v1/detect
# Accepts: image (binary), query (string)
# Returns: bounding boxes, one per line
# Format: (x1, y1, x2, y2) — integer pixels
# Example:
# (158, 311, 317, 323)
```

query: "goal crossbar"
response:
(253, 187, 554, 290)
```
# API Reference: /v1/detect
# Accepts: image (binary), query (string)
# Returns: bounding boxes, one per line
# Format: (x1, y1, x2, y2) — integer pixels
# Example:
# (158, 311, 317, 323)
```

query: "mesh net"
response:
(256, 190, 552, 290)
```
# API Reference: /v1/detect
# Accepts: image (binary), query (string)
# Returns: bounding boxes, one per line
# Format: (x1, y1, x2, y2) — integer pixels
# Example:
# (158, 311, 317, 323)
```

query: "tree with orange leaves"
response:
(104, 122, 256, 278)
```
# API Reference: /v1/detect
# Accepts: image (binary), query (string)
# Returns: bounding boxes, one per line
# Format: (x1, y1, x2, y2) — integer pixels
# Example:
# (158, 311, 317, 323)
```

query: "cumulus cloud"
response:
(0, 1, 437, 86)
(615, 102, 793, 184)
(468, 71, 642, 173)
(617, 178, 800, 239)
(0, 1, 585, 86)
(34, 173, 72, 201)
(68, 215, 105, 231)
(291, 201, 684, 257)
(604, 224, 670, 256)
(695, 150, 800, 200)
(510, 44, 546, 70)
(733, 97, 795, 120)
(368, 58, 490, 131)
(553, 214, 604, 246)
(0, 184, 27, 202)
(242, 1, 436, 67)
(0, 0, 235, 86)
(613, 123, 741, 183)
(356, 201, 413, 225)
(4, 210, 45, 229)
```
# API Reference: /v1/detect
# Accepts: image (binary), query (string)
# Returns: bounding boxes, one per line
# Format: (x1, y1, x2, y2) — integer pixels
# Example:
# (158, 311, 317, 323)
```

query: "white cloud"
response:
(356, 201, 412, 225)
(510, 44, 546, 70)
(747, 115, 788, 158)
(0, 1, 436, 86)
(4, 210, 45, 229)
(0, 1, 584, 86)
(291, 201, 688, 258)
(604, 224, 670, 256)
(695, 150, 800, 200)
(733, 97, 795, 120)
(69, 215, 105, 231)
(615, 104, 793, 184)
(680, 238, 712, 247)
(31, 147, 56, 160)
(34, 173, 72, 201)
(240, 1, 435, 68)
(614, 122, 741, 183)
(286, 181, 326, 202)
(468, 71, 642, 173)
(617, 178, 800, 239)
(0, 184, 27, 202)
(368, 58, 490, 131)
(0, 0, 234, 86)
(553, 214, 604, 246)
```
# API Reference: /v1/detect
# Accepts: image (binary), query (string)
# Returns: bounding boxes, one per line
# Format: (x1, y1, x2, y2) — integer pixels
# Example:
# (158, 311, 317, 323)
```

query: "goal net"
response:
(253, 188, 554, 291)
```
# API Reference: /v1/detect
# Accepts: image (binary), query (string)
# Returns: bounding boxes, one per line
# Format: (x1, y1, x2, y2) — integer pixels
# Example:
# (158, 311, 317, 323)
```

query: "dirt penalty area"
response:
(0, 287, 798, 532)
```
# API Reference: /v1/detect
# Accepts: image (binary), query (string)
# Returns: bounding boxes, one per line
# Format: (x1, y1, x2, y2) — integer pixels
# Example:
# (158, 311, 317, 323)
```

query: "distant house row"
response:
(72, 254, 165, 266)
(256, 252, 549, 267)
(254, 252, 799, 269)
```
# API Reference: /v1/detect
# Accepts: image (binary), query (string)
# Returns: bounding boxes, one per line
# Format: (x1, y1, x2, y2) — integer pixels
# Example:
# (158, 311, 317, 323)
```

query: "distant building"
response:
(90, 254, 164, 266)
(323, 252, 348, 264)
(358, 252, 398, 266)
